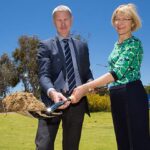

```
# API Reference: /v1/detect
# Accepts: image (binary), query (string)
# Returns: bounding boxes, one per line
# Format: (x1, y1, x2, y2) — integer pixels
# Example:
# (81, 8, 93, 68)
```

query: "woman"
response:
(71, 3, 150, 150)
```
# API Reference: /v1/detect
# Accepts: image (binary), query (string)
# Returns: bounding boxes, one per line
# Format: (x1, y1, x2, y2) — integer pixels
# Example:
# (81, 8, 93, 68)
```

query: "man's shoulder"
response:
(38, 37, 57, 51)
(71, 37, 87, 45)
(40, 37, 56, 45)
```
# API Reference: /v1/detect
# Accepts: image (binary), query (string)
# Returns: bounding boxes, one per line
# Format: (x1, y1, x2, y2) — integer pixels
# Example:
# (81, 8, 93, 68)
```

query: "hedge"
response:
(87, 93, 111, 112)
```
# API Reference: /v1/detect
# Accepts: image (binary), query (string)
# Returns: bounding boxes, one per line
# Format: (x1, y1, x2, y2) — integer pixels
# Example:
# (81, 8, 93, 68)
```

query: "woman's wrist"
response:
(83, 84, 93, 94)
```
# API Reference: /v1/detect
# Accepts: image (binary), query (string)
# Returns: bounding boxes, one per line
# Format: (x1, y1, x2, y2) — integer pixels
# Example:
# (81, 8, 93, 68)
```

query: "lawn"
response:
(0, 112, 117, 150)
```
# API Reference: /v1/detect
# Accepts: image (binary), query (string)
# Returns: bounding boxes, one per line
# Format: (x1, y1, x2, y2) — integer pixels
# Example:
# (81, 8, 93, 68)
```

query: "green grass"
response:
(0, 112, 117, 150)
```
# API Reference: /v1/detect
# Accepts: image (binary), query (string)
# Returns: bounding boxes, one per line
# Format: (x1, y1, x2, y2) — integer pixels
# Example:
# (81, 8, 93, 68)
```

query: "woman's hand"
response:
(70, 84, 89, 104)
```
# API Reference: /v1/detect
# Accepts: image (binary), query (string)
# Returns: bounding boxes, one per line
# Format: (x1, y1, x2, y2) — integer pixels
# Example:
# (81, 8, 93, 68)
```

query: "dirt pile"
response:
(2, 92, 46, 112)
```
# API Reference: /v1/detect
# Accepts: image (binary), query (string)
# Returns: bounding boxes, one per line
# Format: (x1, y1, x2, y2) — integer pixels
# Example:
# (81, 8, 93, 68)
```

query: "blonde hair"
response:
(111, 3, 142, 31)
(52, 5, 72, 18)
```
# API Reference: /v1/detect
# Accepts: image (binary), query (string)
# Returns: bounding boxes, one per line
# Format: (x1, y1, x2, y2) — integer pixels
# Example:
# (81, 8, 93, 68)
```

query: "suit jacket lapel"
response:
(71, 38, 82, 78)
(54, 37, 66, 80)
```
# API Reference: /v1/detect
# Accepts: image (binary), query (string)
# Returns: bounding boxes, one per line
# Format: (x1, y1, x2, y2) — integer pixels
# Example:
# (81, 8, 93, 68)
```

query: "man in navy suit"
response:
(35, 5, 93, 150)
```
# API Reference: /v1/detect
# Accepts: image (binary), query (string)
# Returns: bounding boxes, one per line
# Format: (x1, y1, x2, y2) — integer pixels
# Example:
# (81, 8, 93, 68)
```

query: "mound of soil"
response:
(0, 92, 62, 119)
(2, 92, 46, 112)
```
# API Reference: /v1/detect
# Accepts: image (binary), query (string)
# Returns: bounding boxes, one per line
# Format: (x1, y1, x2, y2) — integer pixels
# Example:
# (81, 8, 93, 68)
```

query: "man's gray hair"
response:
(52, 5, 72, 17)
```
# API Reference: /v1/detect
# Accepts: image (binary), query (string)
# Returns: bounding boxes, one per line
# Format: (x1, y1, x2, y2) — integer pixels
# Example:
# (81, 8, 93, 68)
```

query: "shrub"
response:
(87, 93, 111, 112)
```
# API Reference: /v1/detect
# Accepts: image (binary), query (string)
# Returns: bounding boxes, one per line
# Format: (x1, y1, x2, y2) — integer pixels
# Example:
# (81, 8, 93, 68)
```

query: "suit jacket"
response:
(37, 36, 93, 109)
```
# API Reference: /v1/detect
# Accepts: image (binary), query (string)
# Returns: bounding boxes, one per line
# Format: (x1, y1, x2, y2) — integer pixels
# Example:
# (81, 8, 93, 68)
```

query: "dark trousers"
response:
(35, 98, 86, 150)
(109, 80, 150, 150)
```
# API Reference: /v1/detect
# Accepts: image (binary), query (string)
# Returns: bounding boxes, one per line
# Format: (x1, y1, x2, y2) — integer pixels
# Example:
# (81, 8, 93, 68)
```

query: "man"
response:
(35, 5, 93, 150)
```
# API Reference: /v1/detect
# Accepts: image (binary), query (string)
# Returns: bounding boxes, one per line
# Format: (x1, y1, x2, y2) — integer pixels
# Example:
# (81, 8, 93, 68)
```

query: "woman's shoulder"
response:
(131, 36, 142, 44)
(128, 36, 142, 48)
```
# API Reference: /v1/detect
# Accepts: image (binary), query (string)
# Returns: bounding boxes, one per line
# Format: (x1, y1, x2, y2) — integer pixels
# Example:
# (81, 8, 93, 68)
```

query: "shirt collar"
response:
(57, 34, 71, 42)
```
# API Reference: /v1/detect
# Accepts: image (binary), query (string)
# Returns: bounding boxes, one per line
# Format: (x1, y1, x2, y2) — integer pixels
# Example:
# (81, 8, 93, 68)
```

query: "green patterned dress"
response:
(108, 36, 143, 87)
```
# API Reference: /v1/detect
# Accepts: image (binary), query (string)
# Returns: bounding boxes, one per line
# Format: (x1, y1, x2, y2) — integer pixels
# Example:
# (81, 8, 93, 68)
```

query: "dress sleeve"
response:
(111, 40, 142, 80)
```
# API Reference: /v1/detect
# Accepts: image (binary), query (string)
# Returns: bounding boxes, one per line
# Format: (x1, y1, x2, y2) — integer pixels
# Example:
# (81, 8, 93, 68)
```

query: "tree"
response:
(0, 53, 19, 98)
(12, 35, 40, 97)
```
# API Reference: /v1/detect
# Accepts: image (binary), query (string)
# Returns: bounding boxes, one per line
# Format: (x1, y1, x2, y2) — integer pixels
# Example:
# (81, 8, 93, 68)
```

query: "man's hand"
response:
(48, 89, 70, 109)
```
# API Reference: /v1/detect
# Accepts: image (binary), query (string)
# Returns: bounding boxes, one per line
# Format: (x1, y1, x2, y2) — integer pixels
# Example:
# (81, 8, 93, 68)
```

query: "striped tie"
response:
(63, 39, 76, 94)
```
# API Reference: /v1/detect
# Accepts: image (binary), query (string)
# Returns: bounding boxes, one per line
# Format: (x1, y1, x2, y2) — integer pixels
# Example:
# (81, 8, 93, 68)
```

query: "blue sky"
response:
(0, 0, 150, 88)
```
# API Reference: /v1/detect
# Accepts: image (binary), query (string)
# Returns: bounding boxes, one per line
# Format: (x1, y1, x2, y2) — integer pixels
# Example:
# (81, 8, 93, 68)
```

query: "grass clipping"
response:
(2, 92, 48, 118)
